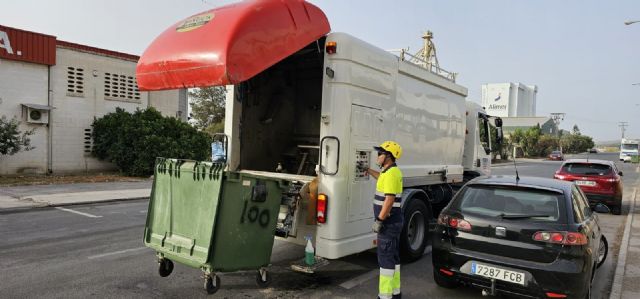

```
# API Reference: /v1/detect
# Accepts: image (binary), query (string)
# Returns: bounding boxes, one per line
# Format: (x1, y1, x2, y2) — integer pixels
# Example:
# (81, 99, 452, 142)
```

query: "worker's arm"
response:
(378, 194, 395, 220)
(367, 168, 380, 179)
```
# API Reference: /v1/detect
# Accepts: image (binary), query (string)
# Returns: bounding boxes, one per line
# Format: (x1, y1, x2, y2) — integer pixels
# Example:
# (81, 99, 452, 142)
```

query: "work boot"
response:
(392, 294, 401, 299)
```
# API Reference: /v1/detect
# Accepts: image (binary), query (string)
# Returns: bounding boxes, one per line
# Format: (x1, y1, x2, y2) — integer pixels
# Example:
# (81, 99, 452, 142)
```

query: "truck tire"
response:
(400, 198, 430, 262)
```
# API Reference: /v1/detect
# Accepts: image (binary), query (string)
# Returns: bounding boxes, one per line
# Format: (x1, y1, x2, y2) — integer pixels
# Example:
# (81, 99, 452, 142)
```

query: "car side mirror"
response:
(593, 203, 610, 214)
(495, 127, 504, 145)
(619, 171, 623, 176)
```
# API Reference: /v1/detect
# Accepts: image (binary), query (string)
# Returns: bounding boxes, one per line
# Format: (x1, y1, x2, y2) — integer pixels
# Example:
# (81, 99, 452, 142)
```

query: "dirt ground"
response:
(0, 173, 149, 187)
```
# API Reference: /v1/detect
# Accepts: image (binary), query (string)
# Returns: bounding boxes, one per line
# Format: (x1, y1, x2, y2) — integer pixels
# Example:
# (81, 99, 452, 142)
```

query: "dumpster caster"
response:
(204, 274, 220, 294)
(256, 268, 271, 288)
(158, 259, 174, 277)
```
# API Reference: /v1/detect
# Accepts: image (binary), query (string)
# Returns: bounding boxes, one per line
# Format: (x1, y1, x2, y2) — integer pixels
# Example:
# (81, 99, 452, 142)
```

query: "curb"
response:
(0, 196, 149, 215)
(610, 187, 637, 299)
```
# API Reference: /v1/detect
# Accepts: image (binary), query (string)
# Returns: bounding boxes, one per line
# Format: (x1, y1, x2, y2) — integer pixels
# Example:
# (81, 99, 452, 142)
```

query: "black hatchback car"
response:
(432, 176, 608, 298)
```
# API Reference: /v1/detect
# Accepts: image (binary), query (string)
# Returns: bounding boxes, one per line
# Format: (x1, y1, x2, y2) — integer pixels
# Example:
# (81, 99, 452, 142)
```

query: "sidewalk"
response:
(0, 180, 152, 212)
(612, 187, 640, 299)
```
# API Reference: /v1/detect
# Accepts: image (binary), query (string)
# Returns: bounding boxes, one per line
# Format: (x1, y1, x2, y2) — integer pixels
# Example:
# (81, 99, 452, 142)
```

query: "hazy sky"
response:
(1, 0, 639, 142)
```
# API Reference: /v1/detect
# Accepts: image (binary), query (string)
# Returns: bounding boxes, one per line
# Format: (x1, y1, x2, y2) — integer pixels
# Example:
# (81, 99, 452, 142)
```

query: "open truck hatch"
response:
(136, 0, 330, 91)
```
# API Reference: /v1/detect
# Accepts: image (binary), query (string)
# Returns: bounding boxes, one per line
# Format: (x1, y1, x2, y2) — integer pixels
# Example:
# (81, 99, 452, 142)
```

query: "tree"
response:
(560, 134, 594, 154)
(92, 108, 211, 176)
(0, 116, 35, 155)
(189, 86, 226, 134)
(572, 124, 581, 135)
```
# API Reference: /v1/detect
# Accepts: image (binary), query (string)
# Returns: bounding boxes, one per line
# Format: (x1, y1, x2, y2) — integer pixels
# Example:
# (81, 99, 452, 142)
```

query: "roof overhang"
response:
(21, 103, 55, 110)
(136, 0, 330, 91)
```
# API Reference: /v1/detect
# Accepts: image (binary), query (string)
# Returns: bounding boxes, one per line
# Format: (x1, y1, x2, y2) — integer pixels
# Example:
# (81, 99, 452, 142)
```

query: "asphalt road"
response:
(0, 152, 635, 298)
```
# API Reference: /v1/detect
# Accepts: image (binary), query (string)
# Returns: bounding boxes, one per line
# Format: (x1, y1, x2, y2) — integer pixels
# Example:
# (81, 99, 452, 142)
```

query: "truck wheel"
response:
(400, 199, 430, 262)
(158, 259, 174, 277)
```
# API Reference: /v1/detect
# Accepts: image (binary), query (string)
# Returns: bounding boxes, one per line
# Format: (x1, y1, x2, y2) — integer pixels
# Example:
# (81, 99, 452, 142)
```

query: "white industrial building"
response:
(481, 83, 537, 117)
(0, 25, 187, 175)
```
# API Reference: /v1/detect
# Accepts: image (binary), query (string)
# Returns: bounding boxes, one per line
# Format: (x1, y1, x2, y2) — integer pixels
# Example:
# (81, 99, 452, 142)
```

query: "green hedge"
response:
(92, 108, 210, 176)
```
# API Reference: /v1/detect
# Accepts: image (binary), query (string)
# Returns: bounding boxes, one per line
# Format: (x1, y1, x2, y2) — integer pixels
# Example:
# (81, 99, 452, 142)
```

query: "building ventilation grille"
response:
(104, 73, 141, 103)
(66, 67, 85, 97)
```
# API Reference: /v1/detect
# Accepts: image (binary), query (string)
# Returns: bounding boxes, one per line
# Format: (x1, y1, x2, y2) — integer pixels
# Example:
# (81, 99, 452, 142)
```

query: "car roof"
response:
(563, 158, 613, 165)
(467, 175, 572, 194)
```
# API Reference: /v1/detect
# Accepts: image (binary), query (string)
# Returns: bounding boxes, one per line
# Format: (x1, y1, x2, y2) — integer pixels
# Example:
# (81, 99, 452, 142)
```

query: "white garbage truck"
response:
(137, 0, 502, 272)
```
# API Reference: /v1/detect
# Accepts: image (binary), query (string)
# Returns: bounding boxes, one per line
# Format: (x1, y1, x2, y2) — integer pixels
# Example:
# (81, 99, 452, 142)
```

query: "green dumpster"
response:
(143, 158, 287, 294)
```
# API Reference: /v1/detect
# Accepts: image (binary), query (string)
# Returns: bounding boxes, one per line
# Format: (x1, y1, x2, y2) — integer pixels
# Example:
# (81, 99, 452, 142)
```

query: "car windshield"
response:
(453, 185, 562, 222)
(621, 144, 639, 151)
(551, 151, 561, 155)
(562, 163, 611, 176)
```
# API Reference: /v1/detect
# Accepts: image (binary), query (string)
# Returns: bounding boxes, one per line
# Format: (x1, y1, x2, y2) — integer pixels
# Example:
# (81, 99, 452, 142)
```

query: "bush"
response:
(92, 108, 210, 176)
(0, 116, 34, 155)
(561, 134, 595, 154)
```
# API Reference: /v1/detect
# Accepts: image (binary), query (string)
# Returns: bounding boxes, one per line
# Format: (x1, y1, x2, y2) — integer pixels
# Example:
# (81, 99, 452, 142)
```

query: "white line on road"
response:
(339, 269, 378, 289)
(339, 246, 433, 289)
(55, 207, 103, 218)
(88, 247, 148, 259)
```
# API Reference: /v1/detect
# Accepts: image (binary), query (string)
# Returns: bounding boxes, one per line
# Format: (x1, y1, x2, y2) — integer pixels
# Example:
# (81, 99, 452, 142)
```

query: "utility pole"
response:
(619, 122, 628, 139)
(550, 113, 565, 152)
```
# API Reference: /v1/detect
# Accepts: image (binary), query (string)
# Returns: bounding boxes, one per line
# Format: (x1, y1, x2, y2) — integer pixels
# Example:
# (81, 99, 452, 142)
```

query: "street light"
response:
(625, 20, 640, 25)
(550, 113, 565, 152)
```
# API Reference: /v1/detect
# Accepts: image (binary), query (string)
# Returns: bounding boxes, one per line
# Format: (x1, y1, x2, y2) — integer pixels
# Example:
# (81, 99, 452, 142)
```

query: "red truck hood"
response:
(136, 0, 330, 91)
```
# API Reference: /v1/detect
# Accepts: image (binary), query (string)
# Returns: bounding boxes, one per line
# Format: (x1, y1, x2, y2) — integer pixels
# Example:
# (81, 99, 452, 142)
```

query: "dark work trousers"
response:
(377, 221, 403, 299)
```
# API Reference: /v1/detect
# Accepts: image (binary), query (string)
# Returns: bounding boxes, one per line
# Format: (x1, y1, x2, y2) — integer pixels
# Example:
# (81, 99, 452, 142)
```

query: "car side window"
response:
(571, 186, 585, 222)
(576, 187, 592, 218)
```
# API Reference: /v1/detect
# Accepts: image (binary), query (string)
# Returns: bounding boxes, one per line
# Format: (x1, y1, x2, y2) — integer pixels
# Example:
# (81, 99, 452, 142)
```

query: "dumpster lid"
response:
(136, 0, 330, 91)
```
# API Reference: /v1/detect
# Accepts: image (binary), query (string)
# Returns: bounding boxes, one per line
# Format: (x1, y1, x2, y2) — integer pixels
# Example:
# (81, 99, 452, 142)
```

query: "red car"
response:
(548, 150, 564, 161)
(553, 159, 623, 214)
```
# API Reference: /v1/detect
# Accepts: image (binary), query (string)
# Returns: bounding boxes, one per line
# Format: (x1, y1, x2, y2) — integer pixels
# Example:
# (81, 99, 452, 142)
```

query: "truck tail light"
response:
(325, 41, 337, 54)
(533, 231, 587, 245)
(317, 193, 327, 223)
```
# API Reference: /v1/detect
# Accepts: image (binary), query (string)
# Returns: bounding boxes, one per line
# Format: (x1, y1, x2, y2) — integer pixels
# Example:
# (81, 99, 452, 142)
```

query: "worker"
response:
(365, 141, 403, 299)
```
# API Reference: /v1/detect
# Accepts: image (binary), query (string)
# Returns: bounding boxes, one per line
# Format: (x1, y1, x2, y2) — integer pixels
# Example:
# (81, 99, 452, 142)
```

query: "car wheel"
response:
(433, 267, 459, 289)
(400, 198, 430, 262)
(612, 205, 621, 215)
(597, 236, 608, 268)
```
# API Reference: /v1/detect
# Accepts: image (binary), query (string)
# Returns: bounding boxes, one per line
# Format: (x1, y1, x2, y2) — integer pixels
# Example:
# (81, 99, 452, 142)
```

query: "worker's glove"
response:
(356, 161, 368, 173)
(372, 218, 384, 233)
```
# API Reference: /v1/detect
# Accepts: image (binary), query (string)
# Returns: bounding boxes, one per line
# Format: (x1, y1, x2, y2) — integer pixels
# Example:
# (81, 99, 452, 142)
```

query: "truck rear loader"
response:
(136, 0, 502, 293)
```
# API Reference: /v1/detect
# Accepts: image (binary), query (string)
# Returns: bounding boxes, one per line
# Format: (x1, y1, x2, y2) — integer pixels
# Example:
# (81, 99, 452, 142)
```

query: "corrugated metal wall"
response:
(0, 25, 56, 65)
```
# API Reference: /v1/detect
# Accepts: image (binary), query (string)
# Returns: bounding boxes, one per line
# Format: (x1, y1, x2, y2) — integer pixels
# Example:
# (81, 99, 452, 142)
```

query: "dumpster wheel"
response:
(158, 259, 174, 277)
(204, 274, 220, 294)
(256, 268, 271, 288)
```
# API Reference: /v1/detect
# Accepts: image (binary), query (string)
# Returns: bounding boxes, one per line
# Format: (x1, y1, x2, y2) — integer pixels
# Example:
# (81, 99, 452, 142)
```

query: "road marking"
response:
(139, 210, 147, 213)
(339, 246, 432, 290)
(55, 207, 103, 218)
(88, 247, 148, 259)
(339, 269, 378, 289)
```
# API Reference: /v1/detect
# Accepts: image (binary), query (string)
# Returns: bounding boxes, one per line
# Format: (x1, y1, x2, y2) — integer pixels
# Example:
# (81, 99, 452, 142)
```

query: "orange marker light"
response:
(326, 41, 337, 54)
